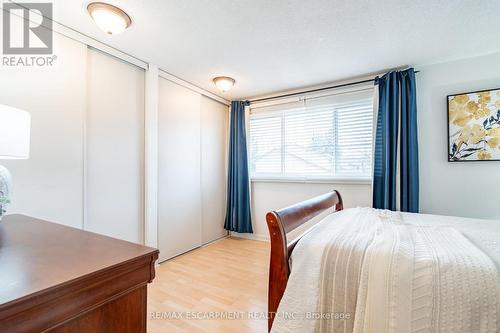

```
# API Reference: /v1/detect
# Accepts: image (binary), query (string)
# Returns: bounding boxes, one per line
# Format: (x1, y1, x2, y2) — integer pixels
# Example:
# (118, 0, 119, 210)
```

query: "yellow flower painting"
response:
(448, 88, 500, 161)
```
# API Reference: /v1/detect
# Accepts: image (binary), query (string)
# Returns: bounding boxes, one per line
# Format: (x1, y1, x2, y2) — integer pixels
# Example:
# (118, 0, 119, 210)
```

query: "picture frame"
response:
(447, 87, 500, 162)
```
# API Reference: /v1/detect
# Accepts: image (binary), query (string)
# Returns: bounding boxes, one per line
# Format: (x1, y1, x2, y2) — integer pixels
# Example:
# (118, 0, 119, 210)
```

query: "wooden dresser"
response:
(0, 214, 159, 332)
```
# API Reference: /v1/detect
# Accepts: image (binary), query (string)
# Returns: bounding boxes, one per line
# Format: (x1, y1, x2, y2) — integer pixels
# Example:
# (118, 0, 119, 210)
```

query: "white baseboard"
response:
(229, 231, 269, 242)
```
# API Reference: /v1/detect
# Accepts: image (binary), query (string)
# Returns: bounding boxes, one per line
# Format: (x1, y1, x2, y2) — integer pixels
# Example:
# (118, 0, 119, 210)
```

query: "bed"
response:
(265, 191, 500, 332)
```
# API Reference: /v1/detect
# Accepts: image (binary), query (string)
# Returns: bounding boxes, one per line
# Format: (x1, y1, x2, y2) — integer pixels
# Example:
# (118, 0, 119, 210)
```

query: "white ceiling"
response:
(52, 0, 500, 100)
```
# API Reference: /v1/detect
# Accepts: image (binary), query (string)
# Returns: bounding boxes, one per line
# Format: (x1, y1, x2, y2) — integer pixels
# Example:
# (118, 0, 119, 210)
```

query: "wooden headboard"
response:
(265, 190, 343, 331)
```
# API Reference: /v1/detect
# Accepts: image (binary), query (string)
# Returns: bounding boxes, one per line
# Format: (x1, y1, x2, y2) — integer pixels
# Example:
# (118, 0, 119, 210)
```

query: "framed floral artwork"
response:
(447, 88, 500, 162)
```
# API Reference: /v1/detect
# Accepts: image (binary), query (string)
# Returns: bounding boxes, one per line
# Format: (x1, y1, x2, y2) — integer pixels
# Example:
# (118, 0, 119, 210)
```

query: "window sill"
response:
(250, 177, 372, 185)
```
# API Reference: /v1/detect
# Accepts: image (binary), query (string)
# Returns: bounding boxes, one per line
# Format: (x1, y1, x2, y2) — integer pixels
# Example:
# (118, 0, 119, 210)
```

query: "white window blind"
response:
(249, 89, 374, 181)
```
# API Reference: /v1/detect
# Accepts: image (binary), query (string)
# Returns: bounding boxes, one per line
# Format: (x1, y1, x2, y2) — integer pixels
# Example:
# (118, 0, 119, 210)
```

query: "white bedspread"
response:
(271, 208, 500, 333)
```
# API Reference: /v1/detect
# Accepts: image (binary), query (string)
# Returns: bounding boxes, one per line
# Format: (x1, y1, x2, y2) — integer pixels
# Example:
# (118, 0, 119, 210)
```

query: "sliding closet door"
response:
(201, 96, 228, 244)
(0, 33, 86, 228)
(85, 48, 145, 243)
(158, 78, 202, 261)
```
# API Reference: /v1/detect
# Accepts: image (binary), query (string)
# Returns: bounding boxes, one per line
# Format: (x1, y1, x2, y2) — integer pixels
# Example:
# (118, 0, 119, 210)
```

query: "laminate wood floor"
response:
(147, 237, 269, 333)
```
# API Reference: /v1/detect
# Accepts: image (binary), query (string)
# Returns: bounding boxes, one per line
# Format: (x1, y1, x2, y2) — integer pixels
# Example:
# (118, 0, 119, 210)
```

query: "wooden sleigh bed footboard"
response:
(265, 190, 343, 332)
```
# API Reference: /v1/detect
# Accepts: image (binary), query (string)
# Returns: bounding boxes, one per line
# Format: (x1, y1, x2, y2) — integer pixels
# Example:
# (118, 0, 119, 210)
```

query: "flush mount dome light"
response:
(87, 2, 131, 35)
(213, 76, 235, 93)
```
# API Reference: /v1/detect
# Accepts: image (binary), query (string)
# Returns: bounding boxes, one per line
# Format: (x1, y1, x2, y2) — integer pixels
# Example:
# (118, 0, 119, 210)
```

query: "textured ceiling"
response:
(51, 0, 500, 100)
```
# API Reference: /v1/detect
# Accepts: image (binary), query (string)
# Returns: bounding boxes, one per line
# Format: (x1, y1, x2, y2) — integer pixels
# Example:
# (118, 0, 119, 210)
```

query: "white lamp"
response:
(0, 105, 31, 219)
(87, 2, 132, 35)
(213, 76, 236, 93)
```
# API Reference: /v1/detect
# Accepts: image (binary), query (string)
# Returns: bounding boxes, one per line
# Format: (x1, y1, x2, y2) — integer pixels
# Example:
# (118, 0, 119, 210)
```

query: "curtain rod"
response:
(248, 70, 420, 104)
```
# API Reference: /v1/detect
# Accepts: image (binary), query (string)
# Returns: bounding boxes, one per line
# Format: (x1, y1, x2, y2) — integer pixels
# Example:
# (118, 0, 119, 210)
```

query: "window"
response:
(249, 89, 374, 181)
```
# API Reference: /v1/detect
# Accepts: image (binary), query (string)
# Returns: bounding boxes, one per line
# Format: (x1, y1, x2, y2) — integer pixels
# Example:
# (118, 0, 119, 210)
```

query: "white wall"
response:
(418, 52, 500, 220)
(244, 181, 371, 240)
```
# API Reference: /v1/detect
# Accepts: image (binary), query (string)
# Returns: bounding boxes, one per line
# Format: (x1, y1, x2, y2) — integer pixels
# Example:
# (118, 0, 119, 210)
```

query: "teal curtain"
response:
(399, 69, 419, 212)
(373, 68, 419, 212)
(224, 101, 253, 233)
(373, 71, 399, 211)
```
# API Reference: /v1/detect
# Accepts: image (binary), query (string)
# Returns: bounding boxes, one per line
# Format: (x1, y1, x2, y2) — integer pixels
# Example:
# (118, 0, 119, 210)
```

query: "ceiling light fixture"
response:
(213, 76, 235, 93)
(87, 2, 131, 35)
